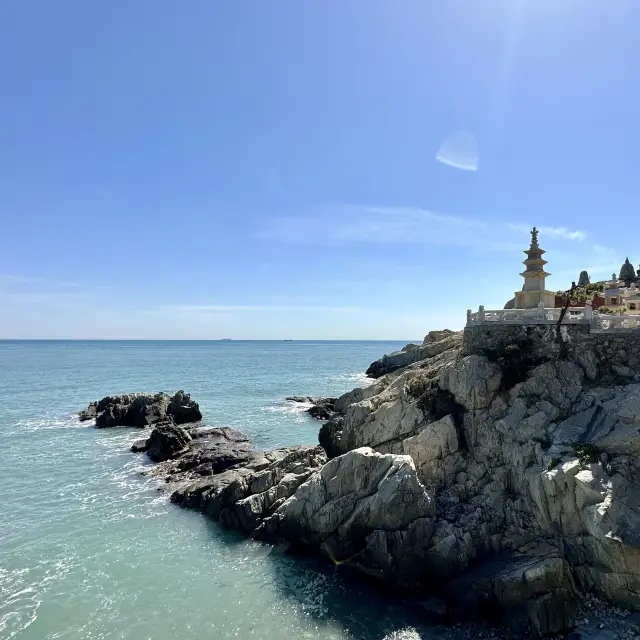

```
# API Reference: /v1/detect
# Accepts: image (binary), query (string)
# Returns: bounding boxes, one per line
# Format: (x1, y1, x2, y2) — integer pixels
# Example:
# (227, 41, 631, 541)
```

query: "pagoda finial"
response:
(530, 226, 539, 249)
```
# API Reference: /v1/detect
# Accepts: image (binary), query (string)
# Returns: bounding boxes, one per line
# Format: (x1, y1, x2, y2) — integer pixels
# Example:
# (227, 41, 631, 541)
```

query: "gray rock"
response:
(256, 447, 435, 581)
(365, 331, 462, 378)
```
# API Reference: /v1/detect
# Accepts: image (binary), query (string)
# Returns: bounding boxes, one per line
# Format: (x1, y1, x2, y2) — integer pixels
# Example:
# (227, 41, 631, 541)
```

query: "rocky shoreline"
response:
(80, 328, 640, 638)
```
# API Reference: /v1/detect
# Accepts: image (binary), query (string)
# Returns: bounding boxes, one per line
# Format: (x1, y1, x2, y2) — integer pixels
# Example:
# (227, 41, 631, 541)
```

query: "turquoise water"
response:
(0, 340, 463, 640)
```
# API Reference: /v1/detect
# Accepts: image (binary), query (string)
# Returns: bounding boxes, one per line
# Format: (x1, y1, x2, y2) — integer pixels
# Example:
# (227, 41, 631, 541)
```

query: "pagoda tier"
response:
(514, 227, 556, 309)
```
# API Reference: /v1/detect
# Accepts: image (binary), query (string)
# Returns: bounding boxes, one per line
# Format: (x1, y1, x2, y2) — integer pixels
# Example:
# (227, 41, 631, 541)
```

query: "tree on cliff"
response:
(578, 270, 590, 286)
(619, 258, 636, 285)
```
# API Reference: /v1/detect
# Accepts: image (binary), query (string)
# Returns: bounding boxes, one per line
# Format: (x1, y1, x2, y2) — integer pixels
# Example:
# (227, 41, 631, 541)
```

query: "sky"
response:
(1, 0, 640, 339)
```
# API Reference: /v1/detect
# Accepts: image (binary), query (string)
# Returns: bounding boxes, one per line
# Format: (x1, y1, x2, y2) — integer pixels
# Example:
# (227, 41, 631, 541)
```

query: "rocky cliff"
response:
(117, 328, 639, 637)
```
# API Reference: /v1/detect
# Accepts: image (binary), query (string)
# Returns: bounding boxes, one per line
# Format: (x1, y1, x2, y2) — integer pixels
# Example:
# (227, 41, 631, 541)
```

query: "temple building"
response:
(514, 227, 556, 309)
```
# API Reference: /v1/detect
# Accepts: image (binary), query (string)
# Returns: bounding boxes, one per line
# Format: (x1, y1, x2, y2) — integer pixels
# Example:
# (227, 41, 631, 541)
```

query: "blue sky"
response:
(1, 0, 639, 339)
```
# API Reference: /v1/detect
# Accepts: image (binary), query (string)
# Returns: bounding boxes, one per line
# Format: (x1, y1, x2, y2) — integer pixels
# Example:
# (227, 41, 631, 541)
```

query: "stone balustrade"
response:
(465, 302, 640, 331)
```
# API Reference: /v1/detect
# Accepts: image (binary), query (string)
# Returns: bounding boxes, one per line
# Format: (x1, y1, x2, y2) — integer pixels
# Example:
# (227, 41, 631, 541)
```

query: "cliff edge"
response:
(126, 327, 640, 637)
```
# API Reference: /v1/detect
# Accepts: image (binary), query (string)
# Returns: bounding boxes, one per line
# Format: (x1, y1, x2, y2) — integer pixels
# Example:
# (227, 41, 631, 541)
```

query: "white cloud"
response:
(259, 205, 586, 251)
(508, 223, 587, 242)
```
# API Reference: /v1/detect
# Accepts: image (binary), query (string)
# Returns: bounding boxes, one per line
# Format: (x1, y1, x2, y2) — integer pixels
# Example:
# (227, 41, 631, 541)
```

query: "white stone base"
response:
(515, 290, 556, 310)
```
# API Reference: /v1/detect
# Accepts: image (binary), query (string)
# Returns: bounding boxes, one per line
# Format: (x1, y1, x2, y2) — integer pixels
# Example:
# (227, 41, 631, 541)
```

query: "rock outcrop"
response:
(315, 327, 640, 635)
(365, 330, 461, 378)
(119, 325, 640, 637)
(80, 390, 202, 428)
(285, 396, 338, 421)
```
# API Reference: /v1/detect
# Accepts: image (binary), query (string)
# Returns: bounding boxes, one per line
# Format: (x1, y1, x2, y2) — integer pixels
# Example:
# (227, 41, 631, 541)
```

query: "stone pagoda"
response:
(514, 227, 556, 309)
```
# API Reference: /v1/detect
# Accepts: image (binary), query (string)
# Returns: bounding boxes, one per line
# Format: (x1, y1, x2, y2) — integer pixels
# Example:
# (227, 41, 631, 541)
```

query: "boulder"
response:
(147, 422, 192, 462)
(167, 390, 202, 424)
(256, 447, 435, 582)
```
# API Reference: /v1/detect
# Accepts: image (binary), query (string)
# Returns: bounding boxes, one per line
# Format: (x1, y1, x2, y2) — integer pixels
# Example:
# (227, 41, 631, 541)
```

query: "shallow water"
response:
(0, 340, 468, 640)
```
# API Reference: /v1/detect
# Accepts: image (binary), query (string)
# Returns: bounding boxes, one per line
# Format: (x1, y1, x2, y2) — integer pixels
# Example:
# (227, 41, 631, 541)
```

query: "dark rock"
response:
(78, 402, 97, 422)
(307, 398, 337, 421)
(174, 427, 257, 474)
(167, 390, 202, 424)
(131, 438, 150, 453)
(82, 390, 202, 428)
(147, 422, 192, 462)
(285, 396, 338, 421)
(318, 419, 344, 458)
(285, 396, 315, 403)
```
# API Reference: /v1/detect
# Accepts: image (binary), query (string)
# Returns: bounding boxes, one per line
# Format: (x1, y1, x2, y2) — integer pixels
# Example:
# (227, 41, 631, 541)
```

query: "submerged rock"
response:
(80, 390, 202, 428)
(285, 396, 338, 421)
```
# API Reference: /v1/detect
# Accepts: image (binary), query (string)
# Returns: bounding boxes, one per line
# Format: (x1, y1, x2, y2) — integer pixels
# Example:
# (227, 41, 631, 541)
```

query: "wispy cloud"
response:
(508, 223, 587, 242)
(553, 244, 622, 280)
(152, 304, 363, 314)
(0, 274, 44, 284)
(259, 205, 586, 250)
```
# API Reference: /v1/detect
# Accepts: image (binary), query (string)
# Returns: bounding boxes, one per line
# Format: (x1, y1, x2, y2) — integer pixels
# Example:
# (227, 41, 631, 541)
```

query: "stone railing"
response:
(466, 304, 640, 331)
(466, 305, 585, 325)
(595, 314, 640, 330)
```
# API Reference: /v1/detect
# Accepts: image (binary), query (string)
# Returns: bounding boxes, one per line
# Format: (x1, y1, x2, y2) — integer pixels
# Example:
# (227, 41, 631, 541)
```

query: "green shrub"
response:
(547, 457, 562, 470)
(572, 442, 601, 464)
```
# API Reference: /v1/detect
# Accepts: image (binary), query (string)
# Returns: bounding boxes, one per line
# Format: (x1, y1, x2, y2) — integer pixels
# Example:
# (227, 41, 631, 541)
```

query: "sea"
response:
(0, 340, 479, 640)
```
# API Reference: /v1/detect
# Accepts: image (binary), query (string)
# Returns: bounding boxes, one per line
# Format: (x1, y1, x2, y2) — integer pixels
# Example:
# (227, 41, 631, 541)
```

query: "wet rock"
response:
(78, 402, 97, 422)
(130, 438, 150, 453)
(307, 398, 337, 421)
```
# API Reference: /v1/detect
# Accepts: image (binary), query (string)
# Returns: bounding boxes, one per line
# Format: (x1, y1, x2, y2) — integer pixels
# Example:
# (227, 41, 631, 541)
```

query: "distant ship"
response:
(284, 339, 293, 342)
(220, 338, 232, 341)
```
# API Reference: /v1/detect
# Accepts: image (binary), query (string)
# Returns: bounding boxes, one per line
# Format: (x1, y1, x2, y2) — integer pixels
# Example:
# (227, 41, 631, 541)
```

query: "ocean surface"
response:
(0, 340, 471, 640)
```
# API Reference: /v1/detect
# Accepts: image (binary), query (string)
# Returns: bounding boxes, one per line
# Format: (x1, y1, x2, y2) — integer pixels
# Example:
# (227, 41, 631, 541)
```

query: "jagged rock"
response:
(147, 422, 192, 462)
(78, 402, 97, 422)
(170, 444, 327, 532)
(286, 396, 338, 420)
(439, 355, 502, 411)
(307, 399, 337, 421)
(447, 542, 579, 636)
(82, 390, 202, 428)
(126, 325, 640, 636)
(318, 419, 343, 458)
(167, 390, 202, 424)
(255, 447, 435, 581)
(365, 331, 462, 378)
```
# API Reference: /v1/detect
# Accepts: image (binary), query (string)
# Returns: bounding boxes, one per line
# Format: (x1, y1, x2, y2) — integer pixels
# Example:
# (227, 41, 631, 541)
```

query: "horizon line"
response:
(0, 337, 420, 342)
